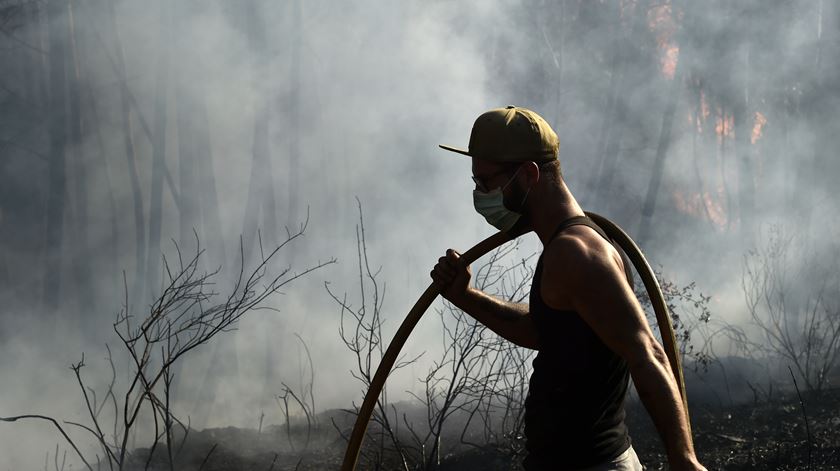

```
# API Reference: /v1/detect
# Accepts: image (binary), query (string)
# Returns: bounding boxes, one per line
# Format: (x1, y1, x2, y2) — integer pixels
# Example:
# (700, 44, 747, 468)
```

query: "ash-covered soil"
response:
(126, 388, 840, 470)
(627, 387, 840, 470)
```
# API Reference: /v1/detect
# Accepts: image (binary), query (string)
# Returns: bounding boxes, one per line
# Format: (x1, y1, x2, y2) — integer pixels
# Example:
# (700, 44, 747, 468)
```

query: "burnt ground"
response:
(627, 387, 840, 470)
(125, 387, 840, 470)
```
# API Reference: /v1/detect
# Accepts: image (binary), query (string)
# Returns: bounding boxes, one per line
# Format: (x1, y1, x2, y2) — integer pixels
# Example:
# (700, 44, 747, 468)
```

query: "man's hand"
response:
(430, 249, 472, 303)
(429, 248, 538, 348)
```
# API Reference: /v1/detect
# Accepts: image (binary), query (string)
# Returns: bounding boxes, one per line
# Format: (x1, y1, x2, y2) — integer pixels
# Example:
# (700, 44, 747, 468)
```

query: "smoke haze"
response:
(1, 0, 838, 468)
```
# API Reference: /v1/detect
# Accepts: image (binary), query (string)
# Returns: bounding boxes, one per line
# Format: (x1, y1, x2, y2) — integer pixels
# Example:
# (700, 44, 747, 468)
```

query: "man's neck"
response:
(528, 184, 586, 246)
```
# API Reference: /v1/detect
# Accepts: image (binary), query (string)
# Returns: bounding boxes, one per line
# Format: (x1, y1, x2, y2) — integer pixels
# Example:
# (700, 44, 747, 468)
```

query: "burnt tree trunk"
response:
(66, 0, 94, 312)
(77, 0, 118, 293)
(638, 34, 685, 245)
(797, 0, 837, 236)
(175, 66, 199, 252)
(172, 0, 221, 413)
(195, 105, 225, 267)
(146, 0, 171, 299)
(585, 8, 623, 208)
(287, 0, 301, 233)
(587, 0, 649, 210)
(191, 0, 286, 426)
(733, 37, 755, 243)
(690, 78, 716, 226)
(719, 107, 733, 232)
(240, 0, 278, 259)
(42, 0, 69, 314)
(104, 0, 146, 304)
(28, 1, 49, 108)
(84, 78, 119, 294)
(16, 0, 37, 106)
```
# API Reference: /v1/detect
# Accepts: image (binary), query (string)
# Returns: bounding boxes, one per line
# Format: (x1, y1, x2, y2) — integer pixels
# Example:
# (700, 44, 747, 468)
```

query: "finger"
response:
(433, 265, 454, 283)
(446, 249, 462, 265)
(437, 262, 456, 278)
(430, 270, 449, 289)
(439, 254, 460, 273)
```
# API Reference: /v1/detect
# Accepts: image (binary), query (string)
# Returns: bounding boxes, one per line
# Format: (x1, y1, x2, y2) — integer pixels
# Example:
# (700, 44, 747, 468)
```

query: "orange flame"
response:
(689, 91, 712, 134)
(715, 112, 734, 139)
(700, 91, 710, 120)
(661, 45, 679, 80)
(751, 112, 767, 144)
(648, 3, 680, 79)
(672, 190, 728, 229)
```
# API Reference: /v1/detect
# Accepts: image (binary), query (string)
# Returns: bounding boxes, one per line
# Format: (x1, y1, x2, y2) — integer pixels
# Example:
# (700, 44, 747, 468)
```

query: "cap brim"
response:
(438, 144, 471, 157)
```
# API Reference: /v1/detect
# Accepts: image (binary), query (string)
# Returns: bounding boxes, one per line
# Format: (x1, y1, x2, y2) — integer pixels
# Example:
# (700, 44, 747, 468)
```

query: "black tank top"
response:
(523, 215, 632, 470)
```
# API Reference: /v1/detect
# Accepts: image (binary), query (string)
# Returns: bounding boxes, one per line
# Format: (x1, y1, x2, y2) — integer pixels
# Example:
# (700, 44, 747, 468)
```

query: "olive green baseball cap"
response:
(439, 105, 559, 164)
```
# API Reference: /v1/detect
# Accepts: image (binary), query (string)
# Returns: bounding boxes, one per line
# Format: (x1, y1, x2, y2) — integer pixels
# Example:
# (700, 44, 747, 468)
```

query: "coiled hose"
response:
(341, 211, 690, 470)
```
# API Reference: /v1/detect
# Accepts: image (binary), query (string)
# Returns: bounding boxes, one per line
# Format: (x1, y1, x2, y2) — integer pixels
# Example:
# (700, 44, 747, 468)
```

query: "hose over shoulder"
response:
(585, 211, 691, 433)
(341, 213, 690, 470)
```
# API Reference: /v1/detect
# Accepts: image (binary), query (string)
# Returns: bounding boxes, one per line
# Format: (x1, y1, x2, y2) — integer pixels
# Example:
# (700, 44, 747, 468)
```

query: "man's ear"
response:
(523, 161, 540, 186)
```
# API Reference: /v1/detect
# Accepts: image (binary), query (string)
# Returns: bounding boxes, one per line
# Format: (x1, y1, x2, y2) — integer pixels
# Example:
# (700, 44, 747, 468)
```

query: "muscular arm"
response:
(451, 287, 539, 349)
(627, 339, 698, 469)
(542, 236, 704, 471)
(430, 249, 539, 349)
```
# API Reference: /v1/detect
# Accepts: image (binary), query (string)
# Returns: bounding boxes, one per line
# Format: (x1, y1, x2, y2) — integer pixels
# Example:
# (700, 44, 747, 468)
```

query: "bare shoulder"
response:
(541, 226, 627, 308)
(540, 225, 655, 366)
(542, 225, 621, 274)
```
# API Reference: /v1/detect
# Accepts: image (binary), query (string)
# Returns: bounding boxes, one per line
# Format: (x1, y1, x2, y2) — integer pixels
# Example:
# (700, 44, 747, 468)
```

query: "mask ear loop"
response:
(500, 166, 522, 192)
(515, 164, 535, 212)
(518, 186, 531, 211)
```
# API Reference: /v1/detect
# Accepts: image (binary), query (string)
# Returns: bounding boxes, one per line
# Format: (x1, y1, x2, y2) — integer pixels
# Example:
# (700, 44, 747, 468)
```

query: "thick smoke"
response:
(0, 0, 838, 468)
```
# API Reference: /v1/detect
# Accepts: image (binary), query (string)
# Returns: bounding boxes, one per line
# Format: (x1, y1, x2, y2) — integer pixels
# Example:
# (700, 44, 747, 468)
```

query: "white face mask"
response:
(473, 188, 521, 232)
(472, 167, 531, 232)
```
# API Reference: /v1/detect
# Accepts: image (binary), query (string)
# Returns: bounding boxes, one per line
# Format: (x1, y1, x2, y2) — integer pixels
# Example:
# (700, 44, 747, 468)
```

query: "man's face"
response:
(471, 158, 529, 214)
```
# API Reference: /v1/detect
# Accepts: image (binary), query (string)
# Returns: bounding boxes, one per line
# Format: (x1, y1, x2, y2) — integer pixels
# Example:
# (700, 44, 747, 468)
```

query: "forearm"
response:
(452, 287, 539, 349)
(630, 349, 700, 470)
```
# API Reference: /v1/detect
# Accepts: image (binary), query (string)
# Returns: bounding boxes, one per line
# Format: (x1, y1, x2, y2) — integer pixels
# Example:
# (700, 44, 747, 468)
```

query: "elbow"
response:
(626, 335, 670, 374)
(503, 312, 540, 350)
(514, 335, 540, 350)
(648, 341, 670, 368)
(505, 326, 540, 350)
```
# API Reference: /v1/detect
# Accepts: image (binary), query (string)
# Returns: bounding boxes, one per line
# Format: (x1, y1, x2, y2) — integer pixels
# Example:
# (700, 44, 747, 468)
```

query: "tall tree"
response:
(732, 3, 755, 243)
(66, 0, 94, 311)
(25, 0, 48, 108)
(797, 0, 837, 237)
(240, 0, 277, 261)
(172, 0, 227, 417)
(287, 0, 301, 233)
(174, 0, 205, 423)
(638, 6, 686, 245)
(42, 0, 69, 314)
(689, 77, 717, 225)
(191, 0, 284, 426)
(175, 68, 199, 253)
(586, 0, 652, 210)
(83, 76, 119, 295)
(15, 0, 37, 106)
(145, 0, 171, 299)
(584, 2, 624, 208)
(104, 0, 146, 304)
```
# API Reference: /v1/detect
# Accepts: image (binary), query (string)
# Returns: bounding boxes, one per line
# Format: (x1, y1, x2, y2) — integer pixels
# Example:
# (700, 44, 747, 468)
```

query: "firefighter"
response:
(433, 106, 706, 471)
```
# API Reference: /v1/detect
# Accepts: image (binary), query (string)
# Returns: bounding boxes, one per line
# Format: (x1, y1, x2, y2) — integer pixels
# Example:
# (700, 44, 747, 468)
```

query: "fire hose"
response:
(341, 211, 690, 470)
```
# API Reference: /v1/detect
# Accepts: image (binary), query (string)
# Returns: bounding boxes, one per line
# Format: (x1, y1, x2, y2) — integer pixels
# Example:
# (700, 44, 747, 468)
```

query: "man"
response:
(431, 106, 706, 470)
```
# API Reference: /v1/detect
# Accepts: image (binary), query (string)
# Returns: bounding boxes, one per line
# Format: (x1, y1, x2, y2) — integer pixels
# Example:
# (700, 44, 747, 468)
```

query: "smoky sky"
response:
(1, 0, 838, 468)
